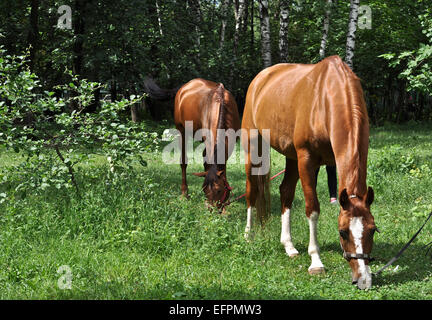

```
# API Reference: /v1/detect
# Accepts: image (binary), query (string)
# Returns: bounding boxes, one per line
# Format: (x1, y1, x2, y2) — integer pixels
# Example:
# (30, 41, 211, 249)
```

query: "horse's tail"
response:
(255, 137, 271, 226)
(143, 77, 179, 101)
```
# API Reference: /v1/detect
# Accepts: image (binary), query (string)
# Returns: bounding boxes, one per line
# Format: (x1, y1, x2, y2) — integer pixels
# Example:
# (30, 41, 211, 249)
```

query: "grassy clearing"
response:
(0, 122, 432, 299)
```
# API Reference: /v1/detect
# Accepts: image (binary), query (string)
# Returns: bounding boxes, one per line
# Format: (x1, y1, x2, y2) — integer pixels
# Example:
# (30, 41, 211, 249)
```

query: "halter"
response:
(343, 252, 375, 262)
(219, 175, 232, 204)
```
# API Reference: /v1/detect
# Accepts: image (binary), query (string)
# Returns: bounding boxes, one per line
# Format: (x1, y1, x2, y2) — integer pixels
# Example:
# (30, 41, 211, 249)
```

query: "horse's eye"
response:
(339, 230, 349, 240)
(371, 227, 380, 236)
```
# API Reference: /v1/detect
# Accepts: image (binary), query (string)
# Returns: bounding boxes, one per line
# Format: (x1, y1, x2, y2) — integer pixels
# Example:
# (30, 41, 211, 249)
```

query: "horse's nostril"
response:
(352, 280, 358, 285)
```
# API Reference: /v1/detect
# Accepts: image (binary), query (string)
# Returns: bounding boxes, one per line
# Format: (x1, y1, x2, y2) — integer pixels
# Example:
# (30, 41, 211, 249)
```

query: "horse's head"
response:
(338, 187, 378, 290)
(193, 168, 232, 209)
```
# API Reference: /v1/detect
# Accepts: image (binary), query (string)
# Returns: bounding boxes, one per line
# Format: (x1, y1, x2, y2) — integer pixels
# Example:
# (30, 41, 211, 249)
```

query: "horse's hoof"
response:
(244, 231, 255, 242)
(220, 207, 229, 215)
(181, 193, 189, 199)
(308, 267, 325, 275)
(284, 247, 299, 257)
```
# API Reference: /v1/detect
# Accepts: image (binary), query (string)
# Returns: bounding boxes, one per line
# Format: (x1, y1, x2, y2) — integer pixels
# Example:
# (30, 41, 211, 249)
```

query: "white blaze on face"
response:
(349, 216, 372, 289)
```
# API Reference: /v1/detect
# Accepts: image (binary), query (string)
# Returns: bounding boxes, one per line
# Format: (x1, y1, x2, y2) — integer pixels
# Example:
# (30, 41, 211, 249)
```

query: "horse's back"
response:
(243, 56, 363, 159)
(174, 78, 240, 132)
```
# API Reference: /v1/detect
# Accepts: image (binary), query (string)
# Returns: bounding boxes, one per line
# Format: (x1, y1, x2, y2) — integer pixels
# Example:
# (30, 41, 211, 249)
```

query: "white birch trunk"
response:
(345, 0, 359, 69)
(279, 0, 290, 63)
(219, 0, 231, 49)
(234, 0, 246, 53)
(155, 0, 163, 36)
(319, 0, 332, 59)
(259, 0, 272, 68)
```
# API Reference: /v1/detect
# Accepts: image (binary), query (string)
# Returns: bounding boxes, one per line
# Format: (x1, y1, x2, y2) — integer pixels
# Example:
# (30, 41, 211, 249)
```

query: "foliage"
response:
(379, 9, 432, 95)
(1, 1, 431, 123)
(0, 47, 158, 196)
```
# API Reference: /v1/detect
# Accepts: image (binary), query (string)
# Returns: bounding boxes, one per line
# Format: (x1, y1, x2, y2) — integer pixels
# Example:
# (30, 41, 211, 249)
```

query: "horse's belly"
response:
(258, 125, 297, 159)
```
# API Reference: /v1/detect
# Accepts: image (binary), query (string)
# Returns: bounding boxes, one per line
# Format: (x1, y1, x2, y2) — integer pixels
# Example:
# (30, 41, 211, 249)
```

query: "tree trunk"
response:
(395, 81, 406, 123)
(155, 0, 163, 36)
(188, 0, 202, 59)
(258, 0, 272, 68)
(27, 0, 39, 73)
(345, 0, 359, 69)
(250, 0, 254, 48)
(110, 81, 118, 102)
(219, 0, 231, 50)
(243, 0, 249, 34)
(234, 0, 246, 54)
(319, 0, 332, 60)
(73, 0, 86, 77)
(279, 0, 290, 63)
(131, 105, 139, 123)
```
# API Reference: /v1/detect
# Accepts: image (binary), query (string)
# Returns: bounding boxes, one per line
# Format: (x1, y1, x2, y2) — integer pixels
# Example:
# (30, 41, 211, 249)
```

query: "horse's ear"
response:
(366, 186, 374, 207)
(339, 188, 350, 210)
(192, 172, 207, 178)
(216, 170, 224, 177)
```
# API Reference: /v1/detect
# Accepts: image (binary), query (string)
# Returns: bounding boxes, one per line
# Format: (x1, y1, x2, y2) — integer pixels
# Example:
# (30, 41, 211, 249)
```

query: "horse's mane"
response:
(338, 59, 369, 194)
(204, 84, 226, 188)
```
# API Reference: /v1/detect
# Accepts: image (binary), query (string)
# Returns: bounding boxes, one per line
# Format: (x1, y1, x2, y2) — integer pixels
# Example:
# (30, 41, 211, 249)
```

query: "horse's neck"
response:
(206, 94, 226, 166)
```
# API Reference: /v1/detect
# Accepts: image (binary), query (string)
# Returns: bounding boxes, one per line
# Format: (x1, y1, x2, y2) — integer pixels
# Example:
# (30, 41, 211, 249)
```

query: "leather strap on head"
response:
(343, 252, 374, 262)
(219, 176, 232, 204)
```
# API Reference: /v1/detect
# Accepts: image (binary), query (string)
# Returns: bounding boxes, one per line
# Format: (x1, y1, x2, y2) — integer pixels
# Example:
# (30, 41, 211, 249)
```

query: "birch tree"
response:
(234, 0, 246, 53)
(219, 0, 231, 49)
(258, 0, 272, 68)
(345, 0, 360, 69)
(187, 0, 202, 58)
(155, 0, 163, 36)
(319, 0, 332, 60)
(279, 0, 290, 63)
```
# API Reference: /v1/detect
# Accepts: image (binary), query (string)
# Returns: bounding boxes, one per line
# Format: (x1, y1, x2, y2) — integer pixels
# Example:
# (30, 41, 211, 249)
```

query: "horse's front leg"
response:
(280, 158, 300, 257)
(179, 130, 188, 197)
(297, 149, 325, 275)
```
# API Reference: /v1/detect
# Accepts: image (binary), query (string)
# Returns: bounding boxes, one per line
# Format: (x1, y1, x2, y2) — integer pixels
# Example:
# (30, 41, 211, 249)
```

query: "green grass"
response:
(1, 122, 432, 299)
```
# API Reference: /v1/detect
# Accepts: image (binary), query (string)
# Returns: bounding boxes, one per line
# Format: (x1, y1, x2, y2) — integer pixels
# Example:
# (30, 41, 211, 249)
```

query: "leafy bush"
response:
(367, 144, 431, 190)
(380, 9, 432, 95)
(0, 47, 159, 198)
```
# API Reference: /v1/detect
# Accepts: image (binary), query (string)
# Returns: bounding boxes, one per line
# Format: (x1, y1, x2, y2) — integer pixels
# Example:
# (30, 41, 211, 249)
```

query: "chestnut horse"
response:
(241, 56, 377, 289)
(144, 78, 241, 207)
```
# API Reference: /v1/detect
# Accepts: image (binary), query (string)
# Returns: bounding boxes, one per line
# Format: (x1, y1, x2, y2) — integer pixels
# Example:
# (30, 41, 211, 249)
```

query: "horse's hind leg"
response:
(297, 149, 325, 275)
(280, 158, 300, 257)
(244, 160, 259, 240)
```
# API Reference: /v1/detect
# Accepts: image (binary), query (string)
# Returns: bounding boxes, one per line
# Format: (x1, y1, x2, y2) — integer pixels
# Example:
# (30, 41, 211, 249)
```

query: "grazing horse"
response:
(144, 78, 241, 208)
(241, 56, 377, 289)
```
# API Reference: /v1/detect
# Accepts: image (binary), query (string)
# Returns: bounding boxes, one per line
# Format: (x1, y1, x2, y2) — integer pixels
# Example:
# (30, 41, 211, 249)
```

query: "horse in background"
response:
(144, 78, 241, 209)
(241, 56, 378, 289)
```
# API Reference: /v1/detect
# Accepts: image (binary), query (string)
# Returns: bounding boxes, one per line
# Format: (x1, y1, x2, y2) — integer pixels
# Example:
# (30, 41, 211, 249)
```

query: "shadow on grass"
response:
(369, 242, 432, 286)
(319, 240, 432, 286)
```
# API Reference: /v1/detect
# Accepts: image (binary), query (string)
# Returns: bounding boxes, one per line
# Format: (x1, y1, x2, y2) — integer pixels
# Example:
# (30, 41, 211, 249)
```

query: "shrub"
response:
(0, 47, 159, 198)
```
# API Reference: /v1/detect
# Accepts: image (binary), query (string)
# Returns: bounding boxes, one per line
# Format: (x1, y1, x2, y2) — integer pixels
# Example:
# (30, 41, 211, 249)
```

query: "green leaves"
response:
(0, 48, 160, 196)
(380, 10, 432, 95)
